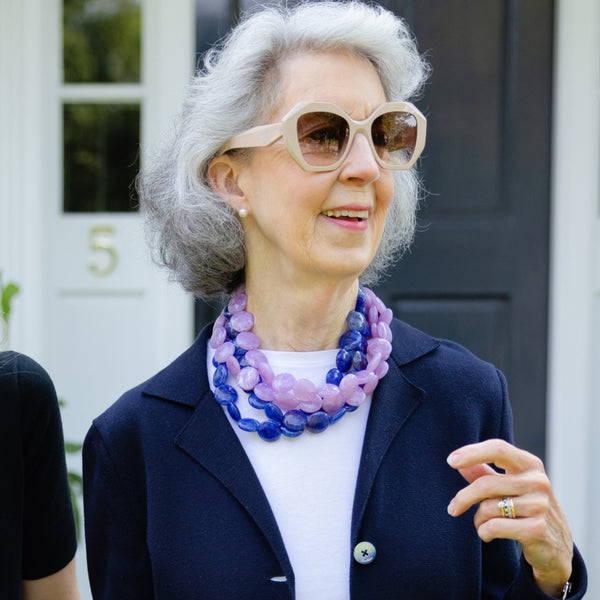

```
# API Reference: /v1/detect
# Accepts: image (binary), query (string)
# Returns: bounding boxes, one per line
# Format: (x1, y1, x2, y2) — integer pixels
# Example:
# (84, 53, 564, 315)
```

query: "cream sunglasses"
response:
(218, 101, 427, 172)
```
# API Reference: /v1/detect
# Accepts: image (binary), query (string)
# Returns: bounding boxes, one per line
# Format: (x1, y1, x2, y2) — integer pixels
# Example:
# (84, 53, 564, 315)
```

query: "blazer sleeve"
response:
(83, 422, 154, 600)
(484, 370, 588, 600)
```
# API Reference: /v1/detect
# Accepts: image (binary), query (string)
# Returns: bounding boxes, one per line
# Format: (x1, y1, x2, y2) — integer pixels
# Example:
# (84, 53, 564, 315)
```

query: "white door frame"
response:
(547, 0, 600, 589)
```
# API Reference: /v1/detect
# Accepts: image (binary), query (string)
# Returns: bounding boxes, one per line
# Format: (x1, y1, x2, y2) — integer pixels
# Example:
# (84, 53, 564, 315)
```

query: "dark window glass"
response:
(63, 0, 141, 83)
(63, 103, 140, 212)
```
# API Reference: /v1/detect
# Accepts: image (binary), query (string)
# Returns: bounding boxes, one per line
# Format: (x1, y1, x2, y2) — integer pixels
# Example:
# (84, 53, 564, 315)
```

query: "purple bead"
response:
(214, 341, 235, 363)
(367, 338, 392, 360)
(209, 326, 227, 349)
(228, 292, 248, 314)
(225, 356, 241, 377)
(214, 384, 237, 405)
(230, 310, 254, 332)
(375, 360, 389, 379)
(258, 420, 281, 442)
(254, 382, 276, 402)
(319, 383, 343, 414)
(306, 411, 329, 433)
(274, 390, 299, 411)
(346, 388, 366, 407)
(293, 378, 317, 402)
(298, 393, 322, 414)
(236, 331, 260, 351)
(245, 349, 266, 367)
(339, 373, 359, 398)
(380, 307, 393, 326)
(237, 366, 260, 391)
(363, 371, 379, 394)
(214, 313, 227, 328)
(378, 321, 392, 342)
(213, 363, 229, 387)
(282, 409, 307, 432)
(366, 353, 382, 373)
(272, 372, 295, 393)
(257, 361, 274, 384)
(265, 403, 284, 422)
(238, 418, 260, 432)
(368, 304, 378, 326)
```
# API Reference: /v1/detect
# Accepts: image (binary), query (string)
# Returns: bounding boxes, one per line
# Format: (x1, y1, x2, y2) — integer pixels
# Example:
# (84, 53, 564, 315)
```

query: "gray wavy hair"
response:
(138, 0, 430, 304)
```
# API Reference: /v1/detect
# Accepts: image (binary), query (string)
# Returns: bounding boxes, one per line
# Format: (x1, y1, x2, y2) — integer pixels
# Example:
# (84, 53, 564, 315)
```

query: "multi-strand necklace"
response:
(209, 285, 393, 442)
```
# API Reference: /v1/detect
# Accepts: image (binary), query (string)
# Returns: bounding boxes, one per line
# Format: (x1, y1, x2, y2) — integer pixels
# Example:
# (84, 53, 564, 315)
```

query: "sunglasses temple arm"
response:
(219, 123, 283, 154)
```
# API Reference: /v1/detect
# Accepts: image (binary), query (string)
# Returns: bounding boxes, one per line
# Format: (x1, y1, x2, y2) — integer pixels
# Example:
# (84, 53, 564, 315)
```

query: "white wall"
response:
(547, 0, 600, 594)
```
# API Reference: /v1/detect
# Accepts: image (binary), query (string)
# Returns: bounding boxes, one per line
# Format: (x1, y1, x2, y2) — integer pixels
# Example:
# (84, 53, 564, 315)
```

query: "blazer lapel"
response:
(142, 329, 294, 588)
(351, 319, 440, 542)
(174, 392, 294, 584)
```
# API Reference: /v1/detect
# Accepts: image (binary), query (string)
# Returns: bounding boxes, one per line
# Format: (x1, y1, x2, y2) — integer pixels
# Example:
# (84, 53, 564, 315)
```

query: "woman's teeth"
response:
(322, 209, 369, 219)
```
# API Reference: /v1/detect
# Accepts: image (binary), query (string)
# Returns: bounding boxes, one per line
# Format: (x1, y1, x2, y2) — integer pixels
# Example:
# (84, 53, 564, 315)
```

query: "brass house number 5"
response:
(88, 226, 118, 277)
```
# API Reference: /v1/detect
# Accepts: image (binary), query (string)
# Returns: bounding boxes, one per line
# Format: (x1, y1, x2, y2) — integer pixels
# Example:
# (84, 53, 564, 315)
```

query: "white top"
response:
(207, 345, 371, 600)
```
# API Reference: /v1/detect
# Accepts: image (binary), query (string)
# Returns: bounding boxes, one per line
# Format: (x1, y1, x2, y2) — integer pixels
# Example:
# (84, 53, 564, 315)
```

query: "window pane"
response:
(63, 103, 140, 212)
(63, 0, 141, 83)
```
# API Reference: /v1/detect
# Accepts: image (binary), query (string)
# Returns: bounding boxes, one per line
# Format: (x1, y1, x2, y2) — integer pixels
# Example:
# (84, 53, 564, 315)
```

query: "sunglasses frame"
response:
(218, 101, 427, 172)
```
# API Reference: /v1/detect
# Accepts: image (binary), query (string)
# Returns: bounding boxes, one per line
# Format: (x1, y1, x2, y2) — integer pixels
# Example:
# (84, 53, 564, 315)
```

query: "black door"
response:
(194, 0, 554, 460)
(376, 0, 553, 459)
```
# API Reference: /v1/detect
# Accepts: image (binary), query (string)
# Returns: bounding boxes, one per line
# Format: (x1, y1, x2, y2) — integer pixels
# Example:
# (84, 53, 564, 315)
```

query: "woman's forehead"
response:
(271, 50, 386, 120)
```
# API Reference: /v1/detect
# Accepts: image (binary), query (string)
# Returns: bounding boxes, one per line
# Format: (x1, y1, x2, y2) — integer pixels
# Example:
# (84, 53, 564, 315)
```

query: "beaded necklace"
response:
(209, 285, 393, 442)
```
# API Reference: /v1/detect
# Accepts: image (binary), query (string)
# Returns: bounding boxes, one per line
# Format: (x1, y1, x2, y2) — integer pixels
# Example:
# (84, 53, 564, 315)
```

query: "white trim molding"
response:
(548, 0, 600, 589)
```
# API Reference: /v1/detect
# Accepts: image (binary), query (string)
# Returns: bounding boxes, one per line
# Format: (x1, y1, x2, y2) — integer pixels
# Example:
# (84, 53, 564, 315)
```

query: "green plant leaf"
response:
(1, 282, 20, 321)
(65, 442, 83, 453)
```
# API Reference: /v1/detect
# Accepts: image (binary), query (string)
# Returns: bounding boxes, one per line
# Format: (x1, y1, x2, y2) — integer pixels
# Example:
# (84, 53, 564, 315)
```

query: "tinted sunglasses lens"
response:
(296, 112, 349, 166)
(372, 112, 418, 166)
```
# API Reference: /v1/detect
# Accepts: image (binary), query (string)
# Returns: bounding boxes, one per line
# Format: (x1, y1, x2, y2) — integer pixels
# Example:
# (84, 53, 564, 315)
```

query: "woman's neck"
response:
(244, 278, 360, 352)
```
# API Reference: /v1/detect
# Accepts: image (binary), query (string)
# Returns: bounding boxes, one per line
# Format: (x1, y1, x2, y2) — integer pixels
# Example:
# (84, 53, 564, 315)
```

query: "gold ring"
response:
(498, 496, 516, 519)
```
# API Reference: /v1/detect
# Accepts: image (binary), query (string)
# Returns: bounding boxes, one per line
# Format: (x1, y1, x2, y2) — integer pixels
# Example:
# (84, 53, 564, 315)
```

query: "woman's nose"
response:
(338, 132, 380, 183)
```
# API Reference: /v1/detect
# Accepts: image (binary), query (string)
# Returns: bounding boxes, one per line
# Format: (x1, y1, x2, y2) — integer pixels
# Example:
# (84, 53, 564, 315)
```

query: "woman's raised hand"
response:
(447, 439, 573, 598)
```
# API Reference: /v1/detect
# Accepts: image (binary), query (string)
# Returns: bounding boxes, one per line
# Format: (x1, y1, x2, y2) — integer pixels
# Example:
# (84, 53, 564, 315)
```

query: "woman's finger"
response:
(473, 492, 550, 529)
(447, 438, 545, 475)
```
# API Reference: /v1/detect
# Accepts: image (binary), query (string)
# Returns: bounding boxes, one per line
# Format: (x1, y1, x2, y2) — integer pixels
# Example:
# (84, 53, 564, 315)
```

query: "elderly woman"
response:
(83, 2, 586, 599)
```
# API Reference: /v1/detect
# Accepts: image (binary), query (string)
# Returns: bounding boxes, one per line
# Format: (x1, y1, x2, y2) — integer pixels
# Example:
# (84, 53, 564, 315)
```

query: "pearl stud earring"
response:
(238, 208, 249, 218)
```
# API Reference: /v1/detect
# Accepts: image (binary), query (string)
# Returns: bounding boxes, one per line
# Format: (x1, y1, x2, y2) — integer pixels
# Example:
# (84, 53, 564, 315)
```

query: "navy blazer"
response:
(83, 319, 587, 599)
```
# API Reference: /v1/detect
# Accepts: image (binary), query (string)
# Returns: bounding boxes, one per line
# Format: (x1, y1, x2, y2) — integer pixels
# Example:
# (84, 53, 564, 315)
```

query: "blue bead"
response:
(212, 357, 220, 368)
(225, 320, 237, 338)
(227, 402, 241, 421)
(339, 329, 365, 352)
(223, 306, 232, 318)
(355, 287, 367, 315)
(326, 368, 343, 385)
(282, 409, 307, 432)
(248, 393, 268, 410)
(214, 384, 237, 405)
(306, 411, 329, 434)
(329, 406, 347, 424)
(336, 349, 353, 372)
(281, 426, 303, 438)
(347, 310, 371, 337)
(213, 363, 229, 387)
(352, 350, 368, 371)
(345, 403, 358, 413)
(238, 418, 260, 432)
(258, 420, 281, 441)
(264, 403, 284, 422)
(233, 343, 246, 359)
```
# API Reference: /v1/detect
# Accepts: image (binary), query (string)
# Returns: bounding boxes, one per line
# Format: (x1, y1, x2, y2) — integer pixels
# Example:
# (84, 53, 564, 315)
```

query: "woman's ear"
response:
(207, 155, 246, 210)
